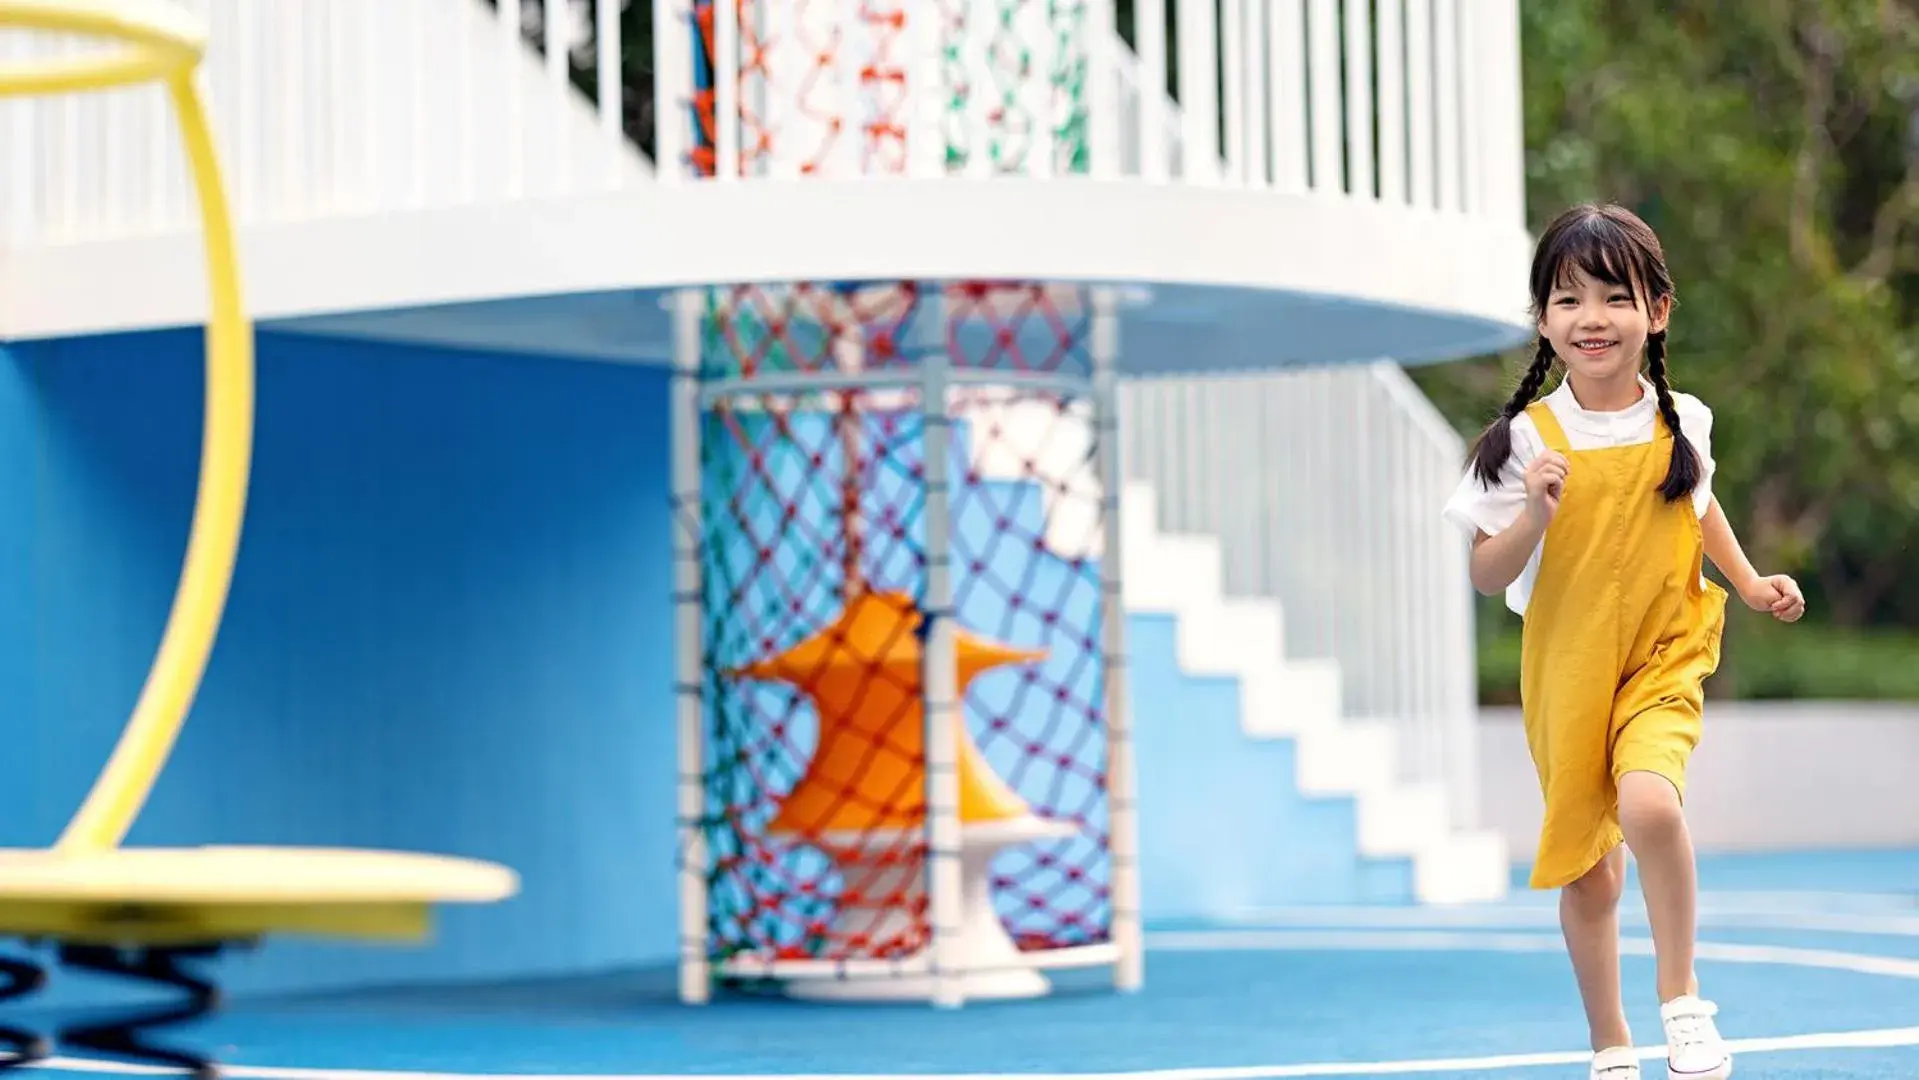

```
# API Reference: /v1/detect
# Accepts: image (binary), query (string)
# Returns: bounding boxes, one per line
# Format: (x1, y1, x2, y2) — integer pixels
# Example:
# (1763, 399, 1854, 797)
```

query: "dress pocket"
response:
(1700, 580, 1729, 672)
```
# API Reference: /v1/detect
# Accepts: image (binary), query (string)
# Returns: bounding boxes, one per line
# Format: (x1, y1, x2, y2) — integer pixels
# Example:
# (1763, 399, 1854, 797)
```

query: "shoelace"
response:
(1665, 1002, 1719, 1050)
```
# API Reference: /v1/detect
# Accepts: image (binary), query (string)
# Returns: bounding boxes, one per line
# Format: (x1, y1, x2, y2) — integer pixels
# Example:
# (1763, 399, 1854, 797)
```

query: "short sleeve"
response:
(1672, 393, 1716, 517)
(1442, 411, 1545, 539)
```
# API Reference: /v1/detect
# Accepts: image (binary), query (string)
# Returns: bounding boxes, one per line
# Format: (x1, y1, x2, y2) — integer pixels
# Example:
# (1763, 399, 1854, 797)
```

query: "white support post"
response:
(1136, 0, 1167, 182)
(920, 297, 965, 1010)
(1091, 286, 1141, 992)
(1086, 0, 1121, 181)
(671, 287, 711, 1005)
(908, 0, 947, 179)
(599, 0, 625, 185)
(4, 31, 35, 248)
(654, 0, 686, 182)
(547, 0, 572, 192)
(499, 0, 524, 197)
(713, 0, 741, 180)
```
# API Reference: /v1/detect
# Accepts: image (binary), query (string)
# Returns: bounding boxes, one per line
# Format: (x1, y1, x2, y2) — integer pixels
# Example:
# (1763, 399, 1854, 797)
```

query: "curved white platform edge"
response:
(2, 180, 1532, 372)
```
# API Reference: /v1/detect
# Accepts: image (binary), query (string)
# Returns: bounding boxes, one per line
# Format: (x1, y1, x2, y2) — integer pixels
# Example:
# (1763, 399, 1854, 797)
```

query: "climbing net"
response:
(692, 281, 1111, 969)
(674, 0, 1110, 978)
(681, 0, 1092, 180)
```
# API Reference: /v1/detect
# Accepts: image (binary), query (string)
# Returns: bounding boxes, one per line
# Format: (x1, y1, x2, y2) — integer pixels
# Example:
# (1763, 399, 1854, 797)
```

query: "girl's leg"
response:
(1561, 845, 1632, 1051)
(1616, 770, 1696, 1001)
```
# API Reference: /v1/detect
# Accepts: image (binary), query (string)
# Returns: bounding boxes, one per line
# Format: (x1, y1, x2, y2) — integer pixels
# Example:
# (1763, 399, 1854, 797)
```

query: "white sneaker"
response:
(1592, 1045, 1640, 1079)
(1660, 995, 1732, 1079)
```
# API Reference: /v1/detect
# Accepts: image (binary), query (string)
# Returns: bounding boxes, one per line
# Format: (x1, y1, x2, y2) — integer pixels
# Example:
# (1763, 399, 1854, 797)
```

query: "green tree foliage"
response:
(1415, 0, 1919, 630)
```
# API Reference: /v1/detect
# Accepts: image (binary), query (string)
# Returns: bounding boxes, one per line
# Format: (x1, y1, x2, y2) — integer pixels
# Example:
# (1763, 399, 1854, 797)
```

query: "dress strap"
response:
(1525, 401, 1571, 454)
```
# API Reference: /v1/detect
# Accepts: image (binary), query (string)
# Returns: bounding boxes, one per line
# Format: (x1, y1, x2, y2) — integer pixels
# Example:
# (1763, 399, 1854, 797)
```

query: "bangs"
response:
(1529, 208, 1662, 312)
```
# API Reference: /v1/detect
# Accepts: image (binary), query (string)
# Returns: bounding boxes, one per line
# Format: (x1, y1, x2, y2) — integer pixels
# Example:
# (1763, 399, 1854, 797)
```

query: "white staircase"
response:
(957, 389, 1509, 906)
(1117, 480, 1508, 905)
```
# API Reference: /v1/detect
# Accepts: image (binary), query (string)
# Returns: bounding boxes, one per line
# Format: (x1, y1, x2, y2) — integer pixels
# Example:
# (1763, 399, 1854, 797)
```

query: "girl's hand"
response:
(1740, 573, 1806, 623)
(1522, 450, 1569, 526)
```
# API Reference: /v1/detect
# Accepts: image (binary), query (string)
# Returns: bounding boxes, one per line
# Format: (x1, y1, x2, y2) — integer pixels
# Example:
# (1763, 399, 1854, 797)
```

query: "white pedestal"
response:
(779, 815, 1076, 1003)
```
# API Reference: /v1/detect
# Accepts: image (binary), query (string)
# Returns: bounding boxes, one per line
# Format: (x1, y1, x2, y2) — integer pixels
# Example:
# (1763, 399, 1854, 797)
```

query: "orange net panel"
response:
(695, 282, 1110, 971)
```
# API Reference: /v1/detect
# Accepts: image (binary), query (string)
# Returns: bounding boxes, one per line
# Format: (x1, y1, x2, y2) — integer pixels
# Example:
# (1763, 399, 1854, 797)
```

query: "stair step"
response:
(1236, 658, 1342, 739)
(1175, 597, 1284, 676)
(1414, 829, 1514, 905)
(1122, 533, 1223, 610)
(1356, 781, 1451, 857)
(1292, 721, 1398, 797)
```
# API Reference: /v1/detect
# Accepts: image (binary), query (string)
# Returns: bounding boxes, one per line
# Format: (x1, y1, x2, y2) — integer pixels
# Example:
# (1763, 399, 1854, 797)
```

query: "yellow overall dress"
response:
(1520, 400, 1728, 890)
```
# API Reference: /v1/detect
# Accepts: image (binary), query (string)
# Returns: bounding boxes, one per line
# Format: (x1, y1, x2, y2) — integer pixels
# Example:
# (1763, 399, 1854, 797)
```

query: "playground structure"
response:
(686, 280, 1131, 1006)
(668, 0, 1525, 1010)
(0, 3, 517, 1075)
(0, 0, 1532, 1048)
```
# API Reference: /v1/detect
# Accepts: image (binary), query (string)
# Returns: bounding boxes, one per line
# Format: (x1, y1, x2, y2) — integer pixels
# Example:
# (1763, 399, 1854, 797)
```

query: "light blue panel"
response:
(1129, 614, 1416, 912)
(1, 329, 678, 1006)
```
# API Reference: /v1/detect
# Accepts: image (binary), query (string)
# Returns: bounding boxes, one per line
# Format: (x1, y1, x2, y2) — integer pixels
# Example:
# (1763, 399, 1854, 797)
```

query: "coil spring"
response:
(0, 953, 51, 1069)
(56, 943, 226, 1080)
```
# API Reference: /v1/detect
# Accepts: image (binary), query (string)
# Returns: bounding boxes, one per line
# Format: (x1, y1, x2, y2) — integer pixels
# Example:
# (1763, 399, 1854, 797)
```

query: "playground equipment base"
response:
(0, 846, 517, 1078)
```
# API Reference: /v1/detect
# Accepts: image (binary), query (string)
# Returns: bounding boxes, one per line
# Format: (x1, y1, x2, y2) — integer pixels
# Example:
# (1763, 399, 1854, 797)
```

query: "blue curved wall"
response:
(0, 331, 679, 1005)
(0, 328, 1412, 1012)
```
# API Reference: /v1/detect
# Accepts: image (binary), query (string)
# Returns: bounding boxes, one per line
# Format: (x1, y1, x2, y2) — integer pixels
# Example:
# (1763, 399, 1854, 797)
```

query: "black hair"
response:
(1467, 203, 1701, 503)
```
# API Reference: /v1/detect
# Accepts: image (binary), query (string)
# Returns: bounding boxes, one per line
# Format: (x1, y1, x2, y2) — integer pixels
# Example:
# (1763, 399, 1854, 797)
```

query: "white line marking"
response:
(28, 1030, 1919, 1080)
(1211, 900, 1919, 938)
(1147, 928, 1919, 978)
(20, 923, 1919, 1079)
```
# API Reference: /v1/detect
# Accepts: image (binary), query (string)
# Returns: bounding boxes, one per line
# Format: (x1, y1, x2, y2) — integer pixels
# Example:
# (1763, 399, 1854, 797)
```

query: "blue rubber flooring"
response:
(9, 849, 1919, 1078)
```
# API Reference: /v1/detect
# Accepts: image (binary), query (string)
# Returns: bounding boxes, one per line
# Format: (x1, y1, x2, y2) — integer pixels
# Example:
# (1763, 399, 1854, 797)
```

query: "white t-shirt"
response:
(1441, 375, 1716, 616)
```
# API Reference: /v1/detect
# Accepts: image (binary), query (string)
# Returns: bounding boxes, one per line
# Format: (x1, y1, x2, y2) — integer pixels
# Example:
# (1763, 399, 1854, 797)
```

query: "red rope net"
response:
(693, 282, 1111, 973)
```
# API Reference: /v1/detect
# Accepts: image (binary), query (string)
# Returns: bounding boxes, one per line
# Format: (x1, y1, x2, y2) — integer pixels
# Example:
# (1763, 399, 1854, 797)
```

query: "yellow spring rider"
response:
(0, 3, 518, 1076)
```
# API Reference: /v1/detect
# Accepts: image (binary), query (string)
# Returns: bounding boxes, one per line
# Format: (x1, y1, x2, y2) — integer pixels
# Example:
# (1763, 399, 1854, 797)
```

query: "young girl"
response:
(1443, 203, 1805, 1080)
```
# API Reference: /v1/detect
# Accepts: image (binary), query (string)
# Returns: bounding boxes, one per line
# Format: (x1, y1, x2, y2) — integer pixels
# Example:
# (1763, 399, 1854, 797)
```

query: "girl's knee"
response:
(1563, 848, 1625, 914)
(1618, 770, 1686, 841)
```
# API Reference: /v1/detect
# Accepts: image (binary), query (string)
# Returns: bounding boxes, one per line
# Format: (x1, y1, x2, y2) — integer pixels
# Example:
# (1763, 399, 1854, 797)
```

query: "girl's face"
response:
(1538, 266, 1670, 388)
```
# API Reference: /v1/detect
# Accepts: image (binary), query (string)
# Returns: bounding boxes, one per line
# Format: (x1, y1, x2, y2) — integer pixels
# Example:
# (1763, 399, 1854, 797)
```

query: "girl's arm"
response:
(1701, 495, 1806, 622)
(1700, 496, 1759, 595)
(1467, 449, 1567, 595)
(1471, 513, 1549, 596)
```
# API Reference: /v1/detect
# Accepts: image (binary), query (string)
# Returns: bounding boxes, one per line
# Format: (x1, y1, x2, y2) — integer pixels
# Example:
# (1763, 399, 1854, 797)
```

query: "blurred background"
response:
(1418, 2, 1919, 707)
(1, 0, 1917, 1075)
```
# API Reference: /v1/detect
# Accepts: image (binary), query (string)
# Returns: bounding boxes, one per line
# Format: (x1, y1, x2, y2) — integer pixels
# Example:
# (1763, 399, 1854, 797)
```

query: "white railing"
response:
(1117, 362, 1481, 828)
(653, 0, 1524, 219)
(0, 0, 645, 247)
(2, 0, 1523, 245)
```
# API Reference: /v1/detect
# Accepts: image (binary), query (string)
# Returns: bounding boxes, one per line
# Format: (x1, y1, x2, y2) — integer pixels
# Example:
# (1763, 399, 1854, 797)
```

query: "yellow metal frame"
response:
(0, 0, 253, 855)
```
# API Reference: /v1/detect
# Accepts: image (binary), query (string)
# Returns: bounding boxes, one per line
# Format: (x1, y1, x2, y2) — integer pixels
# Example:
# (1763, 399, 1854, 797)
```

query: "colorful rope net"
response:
(694, 280, 1109, 971)
(683, 1, 1107, 975)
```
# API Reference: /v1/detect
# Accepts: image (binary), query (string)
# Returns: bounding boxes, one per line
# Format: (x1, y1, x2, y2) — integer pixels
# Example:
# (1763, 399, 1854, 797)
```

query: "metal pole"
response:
(920, 287, 964, 1009)
(1091, 285, 1142, 991)
(671, 287, 711, 1005)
